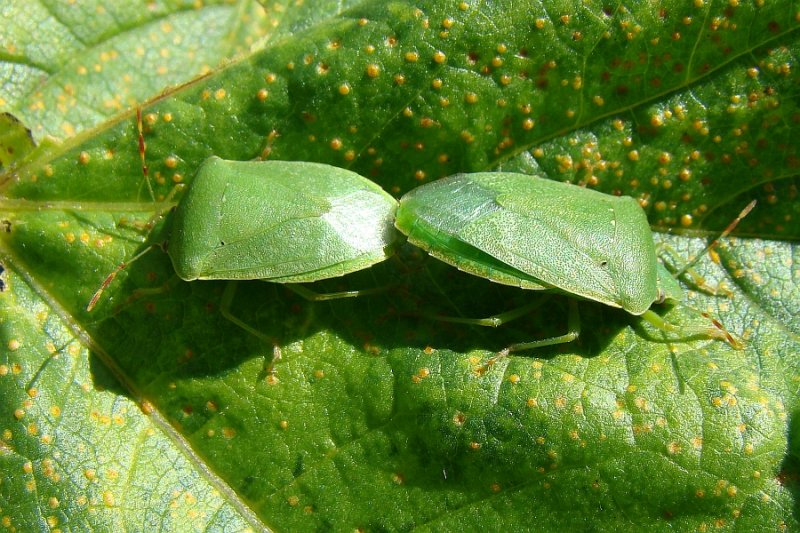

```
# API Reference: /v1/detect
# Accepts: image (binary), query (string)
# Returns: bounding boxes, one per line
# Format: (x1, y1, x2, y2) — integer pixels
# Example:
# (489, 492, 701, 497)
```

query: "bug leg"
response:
(418, 297, 578, 345)
(258, 344, 283, 383)
(639, 309, 743, 350)
(477, 300, 581, 373)
(220, 282, 281, 375)
(657, 243, 732, 297)
(502, 299, 581, 354)
(111, 274, 180, 312)
(284, 283, 389, 301)
(413, 300, 543, 327)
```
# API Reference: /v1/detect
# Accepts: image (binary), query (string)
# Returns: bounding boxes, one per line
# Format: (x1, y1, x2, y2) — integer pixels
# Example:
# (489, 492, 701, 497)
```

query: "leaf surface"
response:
(1, 1, 799, 530)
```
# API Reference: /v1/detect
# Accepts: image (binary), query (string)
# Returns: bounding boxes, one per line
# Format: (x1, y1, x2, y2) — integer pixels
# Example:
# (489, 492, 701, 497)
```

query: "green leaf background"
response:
(1, 0, 799, 530)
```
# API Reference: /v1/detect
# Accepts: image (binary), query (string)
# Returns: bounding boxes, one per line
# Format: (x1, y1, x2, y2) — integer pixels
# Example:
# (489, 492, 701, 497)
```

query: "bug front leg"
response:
(639, 309, 743, 350)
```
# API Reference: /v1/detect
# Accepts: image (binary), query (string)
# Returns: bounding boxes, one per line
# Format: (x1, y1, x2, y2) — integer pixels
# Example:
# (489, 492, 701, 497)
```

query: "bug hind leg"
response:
(501, 299, 581, 354)
(220, 281, 282, 377)
(476, 300, 581, 375)
(285, 283, 389, 301)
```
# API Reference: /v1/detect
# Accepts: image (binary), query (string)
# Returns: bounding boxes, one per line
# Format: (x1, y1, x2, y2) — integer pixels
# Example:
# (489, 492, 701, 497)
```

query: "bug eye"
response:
(599, 260, 608, 267)
(219, 241, 226, 246)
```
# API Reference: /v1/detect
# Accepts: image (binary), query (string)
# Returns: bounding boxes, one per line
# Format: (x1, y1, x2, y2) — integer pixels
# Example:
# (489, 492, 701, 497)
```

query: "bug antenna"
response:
(86, 245, 157, 311)
(674, 200, 756, 279)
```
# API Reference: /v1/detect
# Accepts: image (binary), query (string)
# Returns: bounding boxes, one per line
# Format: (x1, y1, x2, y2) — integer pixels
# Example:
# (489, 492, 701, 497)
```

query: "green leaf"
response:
(0, 0, 271, 141)
(0, 113, 35, 172)
(2, 1, 799, 531)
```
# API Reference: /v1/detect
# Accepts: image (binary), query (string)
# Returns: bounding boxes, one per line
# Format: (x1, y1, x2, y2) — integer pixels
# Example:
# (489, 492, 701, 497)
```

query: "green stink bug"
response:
(89, 111, 744, 356)
(395, 171, 745, 351)
(168, 156, 399, 284)
(87, 109, 401, 350)
(88, 156, 400, 310)
(87, 152, 401, 373)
